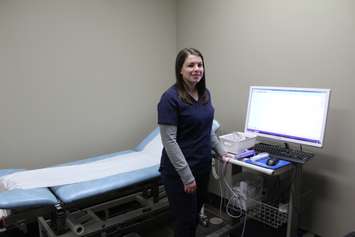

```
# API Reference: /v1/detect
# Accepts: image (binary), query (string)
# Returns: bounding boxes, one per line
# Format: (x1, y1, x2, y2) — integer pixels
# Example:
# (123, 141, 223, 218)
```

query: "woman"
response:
(157, 48, 229, 237)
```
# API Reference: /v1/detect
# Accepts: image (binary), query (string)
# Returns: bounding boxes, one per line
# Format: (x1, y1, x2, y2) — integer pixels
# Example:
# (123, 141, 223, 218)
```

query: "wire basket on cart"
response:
(228, 172, 289, 229)
(227, 197, 288, 229)
(245, 189, 312, 229)
(246, 198, 288, 229)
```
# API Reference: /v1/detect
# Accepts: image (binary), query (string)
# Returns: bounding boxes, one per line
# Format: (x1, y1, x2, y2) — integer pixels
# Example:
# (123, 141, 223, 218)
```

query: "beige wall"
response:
(177, 0, 355, 236)
(0, 0, 176, 168)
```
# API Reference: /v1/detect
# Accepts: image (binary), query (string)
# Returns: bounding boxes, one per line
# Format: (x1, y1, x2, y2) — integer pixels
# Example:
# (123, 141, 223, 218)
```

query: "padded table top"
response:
(0, 169, 58, 209)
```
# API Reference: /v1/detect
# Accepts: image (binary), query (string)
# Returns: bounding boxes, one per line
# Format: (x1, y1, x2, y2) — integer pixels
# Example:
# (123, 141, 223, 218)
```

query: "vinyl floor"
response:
(1, 205, 318, 237)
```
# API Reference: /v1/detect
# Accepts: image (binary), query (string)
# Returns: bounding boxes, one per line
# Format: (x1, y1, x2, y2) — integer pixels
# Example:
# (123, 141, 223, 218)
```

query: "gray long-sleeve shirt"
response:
(159, 124, 226, 185)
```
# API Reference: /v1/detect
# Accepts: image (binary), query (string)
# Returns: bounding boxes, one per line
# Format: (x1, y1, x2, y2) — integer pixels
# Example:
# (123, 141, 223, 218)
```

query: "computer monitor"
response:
(244, 86, 331, 147)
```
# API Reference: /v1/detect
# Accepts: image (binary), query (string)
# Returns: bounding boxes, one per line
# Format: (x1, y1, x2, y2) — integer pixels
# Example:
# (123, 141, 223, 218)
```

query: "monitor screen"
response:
(244, 86, 331, 147)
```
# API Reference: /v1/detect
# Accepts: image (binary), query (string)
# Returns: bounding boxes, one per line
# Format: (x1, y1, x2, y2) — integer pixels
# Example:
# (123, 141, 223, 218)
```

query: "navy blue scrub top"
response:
(157, 85, 214, 176)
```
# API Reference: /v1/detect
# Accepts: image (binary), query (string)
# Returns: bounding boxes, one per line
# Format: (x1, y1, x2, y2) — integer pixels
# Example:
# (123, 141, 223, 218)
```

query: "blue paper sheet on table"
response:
(244, 157, 291, 170)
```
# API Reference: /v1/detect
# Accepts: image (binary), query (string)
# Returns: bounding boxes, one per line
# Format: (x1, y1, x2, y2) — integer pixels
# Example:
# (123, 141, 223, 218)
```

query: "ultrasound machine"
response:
(210, 86, 331, 237)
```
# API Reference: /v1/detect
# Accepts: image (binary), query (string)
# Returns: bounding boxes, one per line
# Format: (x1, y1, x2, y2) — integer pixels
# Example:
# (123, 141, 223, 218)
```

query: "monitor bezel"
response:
(244, 86, 331, 148)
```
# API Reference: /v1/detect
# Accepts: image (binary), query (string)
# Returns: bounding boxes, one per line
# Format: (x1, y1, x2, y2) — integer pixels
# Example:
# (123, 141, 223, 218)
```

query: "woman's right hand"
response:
(184, 180, 197, 193)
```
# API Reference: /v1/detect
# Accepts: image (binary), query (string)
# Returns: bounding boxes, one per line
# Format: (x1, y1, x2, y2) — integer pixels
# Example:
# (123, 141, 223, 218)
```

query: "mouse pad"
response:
(244, 157, 290, 170)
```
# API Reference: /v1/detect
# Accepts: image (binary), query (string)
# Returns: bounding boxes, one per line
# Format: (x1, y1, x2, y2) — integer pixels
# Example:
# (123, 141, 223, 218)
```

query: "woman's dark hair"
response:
(175, 48, 209, 104)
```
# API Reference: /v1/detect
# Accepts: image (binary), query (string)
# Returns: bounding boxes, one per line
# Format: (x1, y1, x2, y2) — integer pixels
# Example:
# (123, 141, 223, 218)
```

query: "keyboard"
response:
(253, 143, 314, 164)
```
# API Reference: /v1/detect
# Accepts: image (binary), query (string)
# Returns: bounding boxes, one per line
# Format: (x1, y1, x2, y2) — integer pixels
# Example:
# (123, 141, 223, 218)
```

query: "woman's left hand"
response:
(221, 153, 234, 162)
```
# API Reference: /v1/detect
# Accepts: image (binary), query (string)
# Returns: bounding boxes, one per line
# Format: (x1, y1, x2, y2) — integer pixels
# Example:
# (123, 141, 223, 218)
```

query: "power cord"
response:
(220, 158, 248, 237)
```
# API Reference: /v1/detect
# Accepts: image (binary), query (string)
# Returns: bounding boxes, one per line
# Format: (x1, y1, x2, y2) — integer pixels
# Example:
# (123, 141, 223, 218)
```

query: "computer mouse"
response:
(266, 158, 279, 166)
